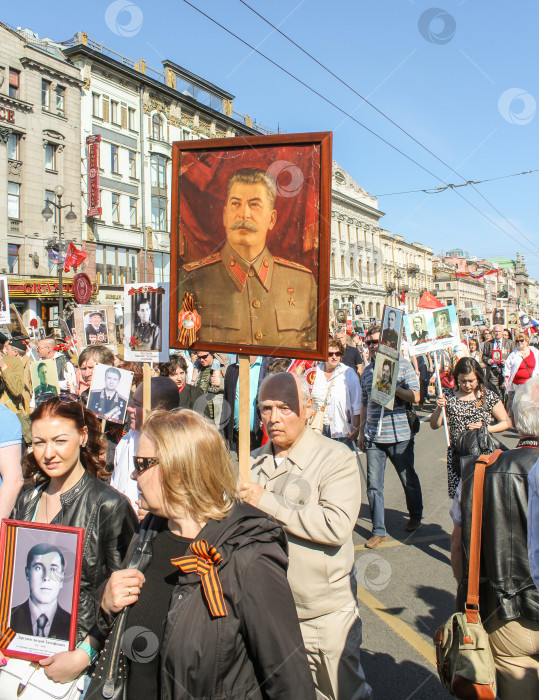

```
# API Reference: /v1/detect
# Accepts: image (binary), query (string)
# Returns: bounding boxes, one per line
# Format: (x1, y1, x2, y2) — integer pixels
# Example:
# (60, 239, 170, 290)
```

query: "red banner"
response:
(418, 291, 445, 309)
(86, 134, 102, 217)
(63, 242, 87, 273)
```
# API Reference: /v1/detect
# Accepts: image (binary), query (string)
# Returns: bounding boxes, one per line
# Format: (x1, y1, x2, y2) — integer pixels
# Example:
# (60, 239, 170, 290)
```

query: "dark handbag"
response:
(433, 451, 501, 698)
(451, 422, 507, 477)
(405, 403, 420, 434)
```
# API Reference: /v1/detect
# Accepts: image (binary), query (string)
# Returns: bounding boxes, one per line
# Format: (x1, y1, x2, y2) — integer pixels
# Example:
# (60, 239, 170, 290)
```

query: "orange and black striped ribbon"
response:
(178, 292, 198, 347)
(171, 539, 227, 618)
(0, 525, 17, 650)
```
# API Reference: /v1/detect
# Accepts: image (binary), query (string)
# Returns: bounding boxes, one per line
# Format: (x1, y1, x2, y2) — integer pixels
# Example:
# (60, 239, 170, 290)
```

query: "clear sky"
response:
(4, 1, 539, 275)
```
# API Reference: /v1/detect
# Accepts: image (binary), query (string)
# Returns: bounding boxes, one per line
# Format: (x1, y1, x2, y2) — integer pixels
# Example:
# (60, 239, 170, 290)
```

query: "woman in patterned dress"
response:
(429, 357, 511, 497)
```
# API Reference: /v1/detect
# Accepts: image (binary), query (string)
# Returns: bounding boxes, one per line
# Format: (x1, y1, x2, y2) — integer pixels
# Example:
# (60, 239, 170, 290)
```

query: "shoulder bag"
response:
(308, 376, 335, 434)
(433, 450, 501, 699)
(0, 660, 86, 700)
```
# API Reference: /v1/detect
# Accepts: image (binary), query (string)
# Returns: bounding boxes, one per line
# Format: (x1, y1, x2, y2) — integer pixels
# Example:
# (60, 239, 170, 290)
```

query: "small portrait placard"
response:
(86, 363, 133, 424)
(0, 520, 84, 661)
(492, 308, 506, 327)
(379, 305, 402, 359)
(370, 353, 399, 410)
(30, 359, 59, 402)
(123, 283, 170, 362)
(73, 305, 116, 354)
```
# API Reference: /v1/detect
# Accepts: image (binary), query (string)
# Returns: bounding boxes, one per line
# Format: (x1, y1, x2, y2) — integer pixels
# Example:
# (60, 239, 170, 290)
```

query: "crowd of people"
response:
(0, 318, 538, 698)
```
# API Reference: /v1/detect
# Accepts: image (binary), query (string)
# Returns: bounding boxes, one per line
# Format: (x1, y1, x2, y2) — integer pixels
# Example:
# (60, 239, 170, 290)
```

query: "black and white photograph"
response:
(0, 520, 83, 660)
(334, 308, 347, 325)
(458, 309, 472, 328)
(408, 313, 432, 345)
(433, 307, 453, 339)
(369, 316, 376, 326)
(496, 283, 509, 301)
(73, 305, 116, 354)
(123, 283, 170, 362)
(0, 275, 9, 325)
(470, 307, 483, 324)
(379, 305, 402, 358)
(492, 308, 506, 326)
(30, 359, 59, 402)
(86, 363, 133, 424)
(370, 352, 399, 410)
(354, 303, 363, 319)
(403, 306, 460, 357)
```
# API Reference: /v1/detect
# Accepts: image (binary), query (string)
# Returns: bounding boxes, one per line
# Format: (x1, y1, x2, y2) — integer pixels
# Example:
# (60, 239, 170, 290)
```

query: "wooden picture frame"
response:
(170, 132, 332, 360)
(0, 519, 84, 662)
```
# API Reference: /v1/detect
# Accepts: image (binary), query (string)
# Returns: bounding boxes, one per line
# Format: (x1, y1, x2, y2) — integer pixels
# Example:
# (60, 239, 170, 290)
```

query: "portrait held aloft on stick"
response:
(170, 132, 332, 359)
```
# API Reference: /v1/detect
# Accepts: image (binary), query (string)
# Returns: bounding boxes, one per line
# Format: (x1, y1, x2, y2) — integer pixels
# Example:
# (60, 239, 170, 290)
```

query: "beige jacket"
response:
(250, 426, 361, 618)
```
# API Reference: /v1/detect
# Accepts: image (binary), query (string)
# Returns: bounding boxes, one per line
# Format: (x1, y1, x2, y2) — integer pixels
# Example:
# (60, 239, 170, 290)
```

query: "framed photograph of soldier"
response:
(334, 308, 348, 325)
(492, 308, 506, 326)
(352, 320, 365, 335)
(507, 311, 519, 328)
(170, 131, 332, 360)
(30, 359, 59, 402)
(353, 303, 363, 319)
(458, 309, 472, 328)
(379, 305, 402, 359)
(86, 364, 133, 424)
(72, 305, 116, 355)
(370, 353, 399, 410)
(0, 519, 84, 661)
(470, 307, 483, 325)
(403, 305, 460, 356)
(496, 284, 509, 301)
(369, 317, 376, 326)
(0, 276, 10, 324)
(123, 283, 170, 362)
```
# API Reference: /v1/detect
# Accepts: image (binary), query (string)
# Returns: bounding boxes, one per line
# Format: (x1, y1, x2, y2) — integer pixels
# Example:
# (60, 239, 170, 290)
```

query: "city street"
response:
(352, 403, 519, 699)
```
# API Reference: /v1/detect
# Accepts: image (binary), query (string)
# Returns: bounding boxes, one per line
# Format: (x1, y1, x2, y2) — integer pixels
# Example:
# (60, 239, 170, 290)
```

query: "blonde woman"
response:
(94, 410, 314, 700)
(504, 333, 539, 407)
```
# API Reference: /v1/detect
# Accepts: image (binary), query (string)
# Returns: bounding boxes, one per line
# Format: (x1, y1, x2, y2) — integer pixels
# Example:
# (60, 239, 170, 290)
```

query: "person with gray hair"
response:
(450, 376, 539, 698)
(178, 167, 318, 349)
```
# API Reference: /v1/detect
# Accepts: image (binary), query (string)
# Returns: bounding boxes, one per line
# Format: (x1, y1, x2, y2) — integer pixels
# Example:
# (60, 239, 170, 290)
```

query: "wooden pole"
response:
(143, 363, 152, 424)
(433, 352, 450, 446)
(376, 407, 384, 437)
(238, 355, 250, 484)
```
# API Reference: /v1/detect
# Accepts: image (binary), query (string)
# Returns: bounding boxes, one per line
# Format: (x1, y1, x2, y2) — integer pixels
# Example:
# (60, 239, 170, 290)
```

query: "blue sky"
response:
(5, 1, 539, 275)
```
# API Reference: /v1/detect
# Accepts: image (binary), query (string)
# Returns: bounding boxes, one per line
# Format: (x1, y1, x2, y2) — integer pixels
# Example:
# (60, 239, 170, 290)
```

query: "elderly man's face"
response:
(89, 314, 101, 329)
(26, 552, 64, 606)
(223, 182, 276, 255)
(37, 340, 55, 359)
(258, 374, 309, 455)
(493, 325, 503, 340)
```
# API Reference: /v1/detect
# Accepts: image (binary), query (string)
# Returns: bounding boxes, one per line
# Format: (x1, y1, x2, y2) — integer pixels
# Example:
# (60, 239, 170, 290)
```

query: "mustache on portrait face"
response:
(231, 219, 258, 232)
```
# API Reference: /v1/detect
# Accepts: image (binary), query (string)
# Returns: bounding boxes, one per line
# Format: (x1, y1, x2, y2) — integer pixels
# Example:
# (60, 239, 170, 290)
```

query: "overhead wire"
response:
(235, 0, 539, 255)
(179, 0, 539, 258)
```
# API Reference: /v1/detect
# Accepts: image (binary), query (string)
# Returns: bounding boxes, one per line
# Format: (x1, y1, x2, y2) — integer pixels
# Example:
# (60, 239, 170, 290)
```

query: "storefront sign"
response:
(86, 134, 102, 217)
(8, 277, 98, 299)
(73, 272, 93, 304)
(0, 107, 15, 123)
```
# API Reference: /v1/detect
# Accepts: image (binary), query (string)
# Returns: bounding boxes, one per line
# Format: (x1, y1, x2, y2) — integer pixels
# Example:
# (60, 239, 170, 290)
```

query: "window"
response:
(9, 69, 20, 99)
(129, 197, 137, 226)
(349, 257, 354, 276)
(128, 107, 136, 130)
(128, 151, 136, 178)
(112, 193, 120, 224)
(45, 143, 57, 171)
(8, 182, 20, 219)
(8, 243, 20, 273)
(331, 253, 335, 278)
(154, 252, 170, 282)
(42, 79, 51, 109)
(96, 245, 139, 285)
(151, 195, 167, 231)
(152, 114, 163, 140)
(92, 93, 101, 117)
(150, 154, 166, 188)
(341, 255, 345, 278)
(7, 133, 20, 160)
(111, 145, 119, 173)
(55, 86, 65, 116)
(45, 190, 56, 223)
(111, 100, 119, 124)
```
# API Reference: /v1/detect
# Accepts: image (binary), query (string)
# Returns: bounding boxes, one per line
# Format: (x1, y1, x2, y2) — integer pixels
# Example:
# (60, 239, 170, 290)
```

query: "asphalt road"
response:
(352, 398, 519, 699)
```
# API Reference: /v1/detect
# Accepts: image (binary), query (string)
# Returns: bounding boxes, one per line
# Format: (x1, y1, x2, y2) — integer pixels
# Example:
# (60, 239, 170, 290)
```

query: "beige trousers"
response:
(299, 603, 372, 700)
(486, 616, 539, 699)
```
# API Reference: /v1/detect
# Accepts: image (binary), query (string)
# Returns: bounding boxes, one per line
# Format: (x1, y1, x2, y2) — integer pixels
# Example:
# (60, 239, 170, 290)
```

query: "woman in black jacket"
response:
(158, 355, 204, 411)
(95, 409, 315, 700)
(6, 396, 138, 684)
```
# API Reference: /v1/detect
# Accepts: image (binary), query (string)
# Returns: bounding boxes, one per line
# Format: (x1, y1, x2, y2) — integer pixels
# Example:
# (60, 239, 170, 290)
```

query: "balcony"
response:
(407, 264, 420, 275)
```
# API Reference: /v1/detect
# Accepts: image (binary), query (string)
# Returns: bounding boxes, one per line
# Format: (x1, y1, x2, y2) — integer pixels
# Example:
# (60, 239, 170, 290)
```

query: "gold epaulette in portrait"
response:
(273, 257, 312, 274)
(182, 252, 221, 272)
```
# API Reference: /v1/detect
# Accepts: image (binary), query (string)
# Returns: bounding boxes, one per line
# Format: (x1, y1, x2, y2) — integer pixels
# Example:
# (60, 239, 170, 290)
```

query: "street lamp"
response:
(42, 184, 77, 321)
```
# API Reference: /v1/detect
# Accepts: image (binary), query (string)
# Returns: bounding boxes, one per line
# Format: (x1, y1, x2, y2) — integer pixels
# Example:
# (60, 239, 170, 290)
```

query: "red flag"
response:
(418, 291, 445, 309)
(400, 290, 406, 303)
(63, 242, 87, 273)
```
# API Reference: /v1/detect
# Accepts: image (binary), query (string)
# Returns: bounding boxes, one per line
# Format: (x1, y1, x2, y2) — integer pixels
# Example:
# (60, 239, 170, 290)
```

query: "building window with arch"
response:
(374, 262, 377, 284)
(368, 302, 373, 317)
(152, 114, 164, 140)
(350, 256, 354, 277)
(366, 260, 370, 284)
(341, 255, 345, 278)
(357, 258, 362, 283)
(331, 253, 335, 278)
(376, 302, 381, 317)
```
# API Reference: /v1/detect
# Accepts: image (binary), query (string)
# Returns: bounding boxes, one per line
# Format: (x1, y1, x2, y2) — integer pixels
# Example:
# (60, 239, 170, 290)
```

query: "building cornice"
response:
(332, 190, 384, 219)
(20, 56, 84, 86)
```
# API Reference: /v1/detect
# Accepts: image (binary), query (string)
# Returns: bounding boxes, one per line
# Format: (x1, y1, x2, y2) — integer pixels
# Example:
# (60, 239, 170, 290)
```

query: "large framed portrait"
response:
(0, 276, 10, 325)
(73, 305, 116, 354)
(170, 132, 332, 360)
(124, 283, 170, 362)
(30, 359, 59, 403)
(0, 520, 84, 661)
(86, 363, 133, 424)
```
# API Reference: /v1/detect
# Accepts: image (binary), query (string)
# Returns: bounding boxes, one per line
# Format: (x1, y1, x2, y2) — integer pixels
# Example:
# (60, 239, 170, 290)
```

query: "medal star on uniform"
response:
(288, 296, 296, 306)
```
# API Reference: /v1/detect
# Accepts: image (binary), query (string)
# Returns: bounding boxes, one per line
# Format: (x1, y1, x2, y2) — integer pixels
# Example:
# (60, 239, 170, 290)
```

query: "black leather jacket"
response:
(459, 445, 539, 622)
(12, 471, 138, 642)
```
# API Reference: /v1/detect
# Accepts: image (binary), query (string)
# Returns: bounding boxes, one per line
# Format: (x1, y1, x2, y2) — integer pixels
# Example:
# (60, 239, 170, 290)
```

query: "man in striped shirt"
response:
(359, 325, 423, 548)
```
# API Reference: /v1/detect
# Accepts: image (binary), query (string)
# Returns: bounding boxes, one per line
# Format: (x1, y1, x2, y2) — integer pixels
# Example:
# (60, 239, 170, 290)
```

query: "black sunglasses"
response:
(328, 351, 342, 357)
(366, 340, 379, 346)
(35, 393, 86, 423)
(197, 354, 210, 360)
(132, 456, 159, 475)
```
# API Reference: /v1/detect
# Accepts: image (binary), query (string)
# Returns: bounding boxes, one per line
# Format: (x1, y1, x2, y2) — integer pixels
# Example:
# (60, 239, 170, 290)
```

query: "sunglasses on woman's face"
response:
(132, 456, 159, 475)
(328, 351, 342, 358)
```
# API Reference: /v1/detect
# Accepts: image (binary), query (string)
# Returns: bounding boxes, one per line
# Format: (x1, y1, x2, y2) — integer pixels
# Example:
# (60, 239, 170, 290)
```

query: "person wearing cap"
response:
(0, 331, 26, 429)
(111, 376, 180, 515)
(1, 332, 32, 413)
(84, 310, 109, 345)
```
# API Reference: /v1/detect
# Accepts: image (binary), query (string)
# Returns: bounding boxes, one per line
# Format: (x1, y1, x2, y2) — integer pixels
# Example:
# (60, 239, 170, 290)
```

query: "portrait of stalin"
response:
(178, 167, 318, 349)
